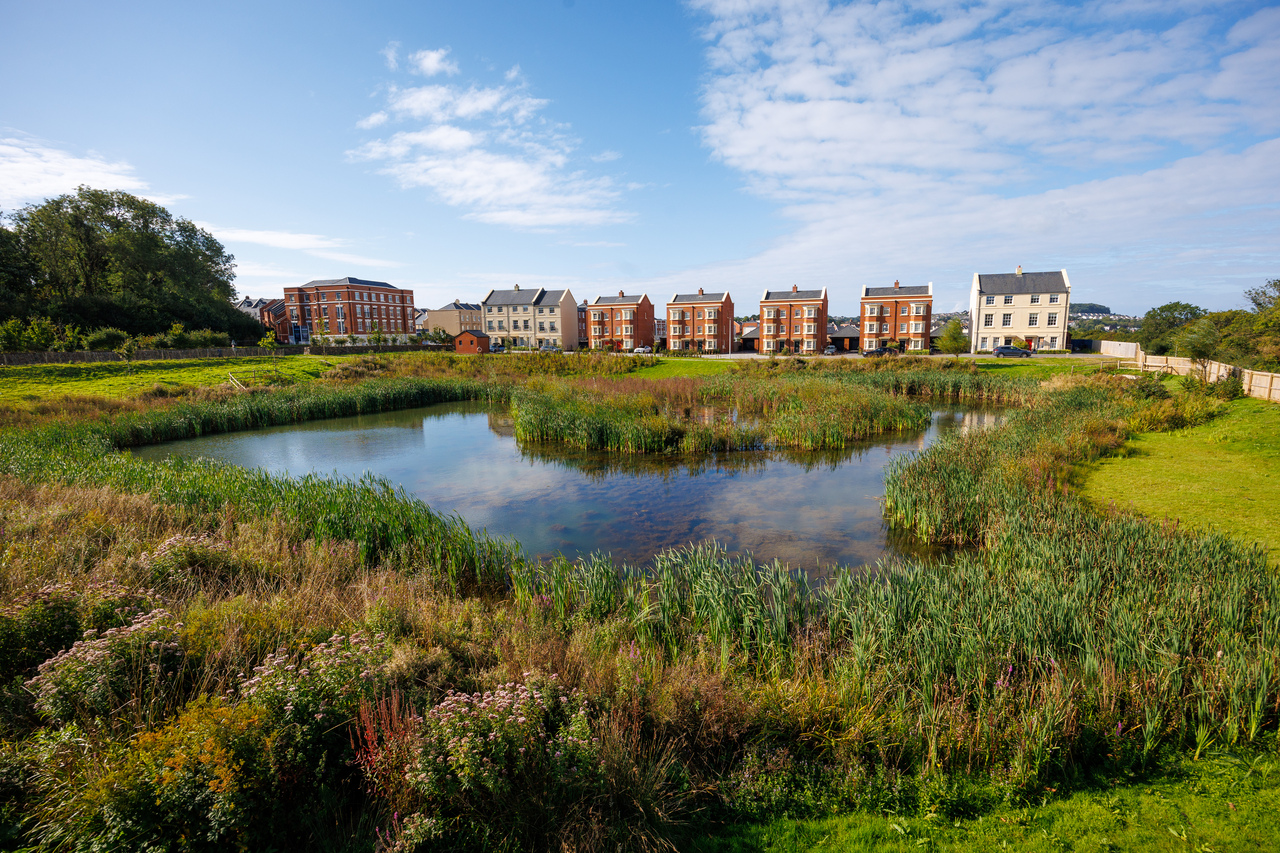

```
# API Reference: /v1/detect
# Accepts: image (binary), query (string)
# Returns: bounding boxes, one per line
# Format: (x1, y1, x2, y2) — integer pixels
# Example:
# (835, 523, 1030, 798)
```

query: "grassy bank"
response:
(1080, 396, 1280, 564)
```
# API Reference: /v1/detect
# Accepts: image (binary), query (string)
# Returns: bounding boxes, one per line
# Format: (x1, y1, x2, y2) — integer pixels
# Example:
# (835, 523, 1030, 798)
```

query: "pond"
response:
(132, 401, 1001, 573)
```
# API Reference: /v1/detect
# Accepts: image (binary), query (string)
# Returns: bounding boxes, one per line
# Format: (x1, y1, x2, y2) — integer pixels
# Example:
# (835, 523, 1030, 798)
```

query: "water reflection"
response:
(132, 400, 1000, 575)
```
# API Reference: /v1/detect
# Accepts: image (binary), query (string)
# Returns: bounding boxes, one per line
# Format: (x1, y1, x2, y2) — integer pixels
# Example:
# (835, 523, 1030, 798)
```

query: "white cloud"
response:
(382, 42, 400, 71)
(308, 249, 404, 269)
(592, 150, 622, 162)
(353, 52, 630, 229)
(678, 0, 1280, 312)
(200, 223, 403, 270)
(0, 136, 176, 209)
(357, 111, 388, 129)
(409, 47, 460, 77)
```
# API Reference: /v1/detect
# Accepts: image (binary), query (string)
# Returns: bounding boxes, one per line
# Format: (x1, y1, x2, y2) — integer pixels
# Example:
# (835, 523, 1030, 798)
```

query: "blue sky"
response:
(2, 0, 1278, 316)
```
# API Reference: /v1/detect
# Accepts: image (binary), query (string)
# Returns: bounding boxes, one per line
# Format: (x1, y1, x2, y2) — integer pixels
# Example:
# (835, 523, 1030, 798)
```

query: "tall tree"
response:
(1137, 301, 1205, 354)
(936, 319, 969, 356)
(5, 186, 256, 338)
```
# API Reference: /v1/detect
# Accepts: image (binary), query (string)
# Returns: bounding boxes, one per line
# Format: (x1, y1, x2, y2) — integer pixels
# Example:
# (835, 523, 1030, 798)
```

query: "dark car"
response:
(992, 345, 1031, 358)
(490, 345, 506, 353)
(864, 346, 898, 357)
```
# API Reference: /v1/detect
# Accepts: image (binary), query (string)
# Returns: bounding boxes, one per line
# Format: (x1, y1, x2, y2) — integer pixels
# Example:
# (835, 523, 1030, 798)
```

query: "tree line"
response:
(0, 187, 265, 348)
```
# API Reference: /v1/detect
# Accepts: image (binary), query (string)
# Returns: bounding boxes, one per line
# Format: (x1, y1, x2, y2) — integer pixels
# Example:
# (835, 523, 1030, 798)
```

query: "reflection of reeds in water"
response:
(511, 441, 877, 482)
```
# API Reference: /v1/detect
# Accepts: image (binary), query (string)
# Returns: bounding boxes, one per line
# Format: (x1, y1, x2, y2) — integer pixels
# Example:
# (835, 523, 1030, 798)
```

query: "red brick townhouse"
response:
(588, 292, 655, 351)
(666, 288, 734, 353)
(759, 285, 828, 355)
(860, 280, 933, 352)
(282, 276, 416, 344)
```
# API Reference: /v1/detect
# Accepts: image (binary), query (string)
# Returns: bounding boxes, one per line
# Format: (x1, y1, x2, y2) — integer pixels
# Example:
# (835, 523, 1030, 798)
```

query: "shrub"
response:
(84, 327, 130, 351)
(25, 608, 193, 725)
(1131, 372, 1170, 400)
(139, 533, 267, 591)
(1213, 370, 1245, 400)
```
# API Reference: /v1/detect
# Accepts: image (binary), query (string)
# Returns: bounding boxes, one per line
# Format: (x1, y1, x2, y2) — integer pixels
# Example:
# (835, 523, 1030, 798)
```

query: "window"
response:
(1049, 336, 1058, 347)
(1028, 313, 1038, 327)
(523, 320, 530, 330)
(497, 321, 505, 330)
(1030, 294, 1040, 304)
(880, 323, 889, 333)
(1002, 314, 1012, 327)
(866, 323, 876, 333)
(866, 305, 877, 315)
(899, 323, 907, 333)
(487, 321, 494, 331)
(913, 305, 924, 315)
(910, 339, 923, 350)
(1003, 295, 1014, 305)
(1049, 294, 1060, 304)
(1047, 313, 1058, 326)
(804, 340, 815, 350)
(911, 322, 923, 333)
(624, 310, 634, 320)
(794, 325, 801, 334)
(538, 322, 546, 332)
(765, 309, 775, 318)
(983, 314, 994, 327)
(696, 310, 703, 319)
(765, 324, 775, 335)
(980, 337, 988, 349)
(538, 308, 544, 314)
(707, 310, 718, 319)
(696, 325, 703, 335)
(805, 324, 815, 334)
(985, 295, 994, 305)
(487, 306, 492, 313)
(901, 305, 909, 315)
(549, 322, 556, 331)
(764, 340, 775, 351)
(806, 307, 816, 317)
(707, 325, 717, 334)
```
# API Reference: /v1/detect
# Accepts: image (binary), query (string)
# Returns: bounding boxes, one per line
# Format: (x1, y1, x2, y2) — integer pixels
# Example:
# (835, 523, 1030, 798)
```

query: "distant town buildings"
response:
(588, 292, 655, 351)
(969, 267, 1071, 352)
(427, 300, 484, 338)
(281, 277, 415, 344)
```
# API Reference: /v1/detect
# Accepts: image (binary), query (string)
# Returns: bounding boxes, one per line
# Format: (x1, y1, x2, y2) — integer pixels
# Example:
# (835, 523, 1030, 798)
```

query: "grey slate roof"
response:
(864, 285, 930, 298)
(483, 287, 543, 306)
(671, 292, 728, 303)
(435, 300, 482, 311)
(538, 290, 567, 305)
(592, 294, 648, 305)
(458, 329, 489, 338)
(829, 324, 861, 338)
(741, 327, 759, 339)
(763, 289, 823, 301)
(302, 277, 399, 290)
(976, 271, 1068, 294)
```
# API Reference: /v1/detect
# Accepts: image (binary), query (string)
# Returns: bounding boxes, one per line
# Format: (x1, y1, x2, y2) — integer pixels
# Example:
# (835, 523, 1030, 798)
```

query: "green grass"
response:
(633, 357, 740, 378)
(689, 756, 1280, 852)
(1081, 397, 1280, 565)
(0, 355, 348, 406)
(969, 355, 1109, 380)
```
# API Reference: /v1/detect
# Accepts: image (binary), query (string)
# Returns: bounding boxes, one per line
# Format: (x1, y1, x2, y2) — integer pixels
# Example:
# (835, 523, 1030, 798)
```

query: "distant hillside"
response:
(1071, 302, 1112, 315)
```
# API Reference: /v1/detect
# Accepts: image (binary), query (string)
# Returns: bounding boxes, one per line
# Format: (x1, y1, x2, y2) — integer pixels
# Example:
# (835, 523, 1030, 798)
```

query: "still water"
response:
(133, 402, 999, 572)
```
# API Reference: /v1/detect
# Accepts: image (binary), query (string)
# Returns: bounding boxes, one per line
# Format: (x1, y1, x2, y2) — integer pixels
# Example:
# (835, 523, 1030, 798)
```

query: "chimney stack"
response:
(514, 283, 520, 291)
(1015, 266, 1022, 276)
(618, 290, 625, 298)
(893, 280, 900, 289)
(791, 284, 798, 293)
(698, 287, 704, 296)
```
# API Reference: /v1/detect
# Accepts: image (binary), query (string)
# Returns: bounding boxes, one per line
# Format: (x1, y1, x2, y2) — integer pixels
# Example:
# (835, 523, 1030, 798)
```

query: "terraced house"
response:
(969, 267, 1071, 352)
(427, 300, 484, 338)
(588, 292, 655, 351)
(759, 285, 828, 354)
(666, 288, 733, 352)
(282, 276, 415, 344)
(860, 280, 933, 352)
(481, 285, 579, 351)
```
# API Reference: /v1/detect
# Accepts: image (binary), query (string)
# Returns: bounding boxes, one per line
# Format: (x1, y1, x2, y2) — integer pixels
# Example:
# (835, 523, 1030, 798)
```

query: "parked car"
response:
(823, 345, 837, 355)
(992, 345, 1032, 358)
(634, 345, 652, 354)
(864, 346, 898, 357)
(490, 345, 505, 353)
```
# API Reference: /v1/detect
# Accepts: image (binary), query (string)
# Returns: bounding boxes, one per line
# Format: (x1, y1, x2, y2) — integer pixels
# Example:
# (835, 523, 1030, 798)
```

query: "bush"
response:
(1213, 370, 1245, 400)
(1131, 372, 1170, 400)
(84, 327, 130, 351)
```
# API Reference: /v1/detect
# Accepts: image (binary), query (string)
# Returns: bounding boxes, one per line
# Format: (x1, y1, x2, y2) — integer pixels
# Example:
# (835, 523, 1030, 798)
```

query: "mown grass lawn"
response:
(633, 357, 741, 378)
(1080, 396, 1280, 564)
(689, 757, 1280, 852)
(0, 355, 348, 406)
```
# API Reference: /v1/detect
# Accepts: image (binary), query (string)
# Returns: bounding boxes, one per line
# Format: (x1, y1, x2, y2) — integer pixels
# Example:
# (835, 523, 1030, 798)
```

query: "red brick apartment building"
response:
(588, 292, 655, 350)
(759, 285, 828, 354)
(281, 277, 416, 344)
(860, 281, 933, 352)
(666, 289, 734, 352)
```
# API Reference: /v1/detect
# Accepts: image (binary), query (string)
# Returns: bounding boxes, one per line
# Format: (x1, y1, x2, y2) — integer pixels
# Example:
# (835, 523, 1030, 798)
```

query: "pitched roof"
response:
(671, 291, 728, 303)
(458, 329, 490, 338)
(741, 326, 760, 339)
(537, 290, 568, 305)
(592, 293, 648, 305)
(301, 276, 400, 290)
(863, 284, 931, 298)
(829, 324, 861, 339)
(976, 271, 1068, 294)
(763, 288, 824, 301)
(483, 287, 544, 306)
(435, 300, 482, 311)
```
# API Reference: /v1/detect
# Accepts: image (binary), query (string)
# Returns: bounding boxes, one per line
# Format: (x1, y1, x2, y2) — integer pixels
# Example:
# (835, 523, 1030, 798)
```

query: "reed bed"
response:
(510, 374, 932, 453)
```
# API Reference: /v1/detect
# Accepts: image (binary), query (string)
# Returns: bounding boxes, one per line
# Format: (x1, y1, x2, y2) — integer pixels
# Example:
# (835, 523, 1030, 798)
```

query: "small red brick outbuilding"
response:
(455, 330, 490, 354)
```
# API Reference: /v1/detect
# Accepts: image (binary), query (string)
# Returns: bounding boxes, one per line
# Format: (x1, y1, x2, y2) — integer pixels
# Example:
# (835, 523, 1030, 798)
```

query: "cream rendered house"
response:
(969, 268, 1071, 352)
(481, 285, 579, 350)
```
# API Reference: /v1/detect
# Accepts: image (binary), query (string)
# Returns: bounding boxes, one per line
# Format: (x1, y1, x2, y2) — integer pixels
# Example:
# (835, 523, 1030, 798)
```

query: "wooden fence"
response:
(1101, 341, 1280, 403)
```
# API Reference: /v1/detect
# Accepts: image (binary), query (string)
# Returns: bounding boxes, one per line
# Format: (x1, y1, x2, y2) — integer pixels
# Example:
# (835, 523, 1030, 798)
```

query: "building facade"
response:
(860, 281, 933, 352)
(666, 288, 734, 352)
(759, 285, 828, 354)
(969, 268, 1071, 352)
(426, 300, 484, 337)
(282, 277, 415, 344)
(588, 292, 655, 350)
(481, 285, 579, 350)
